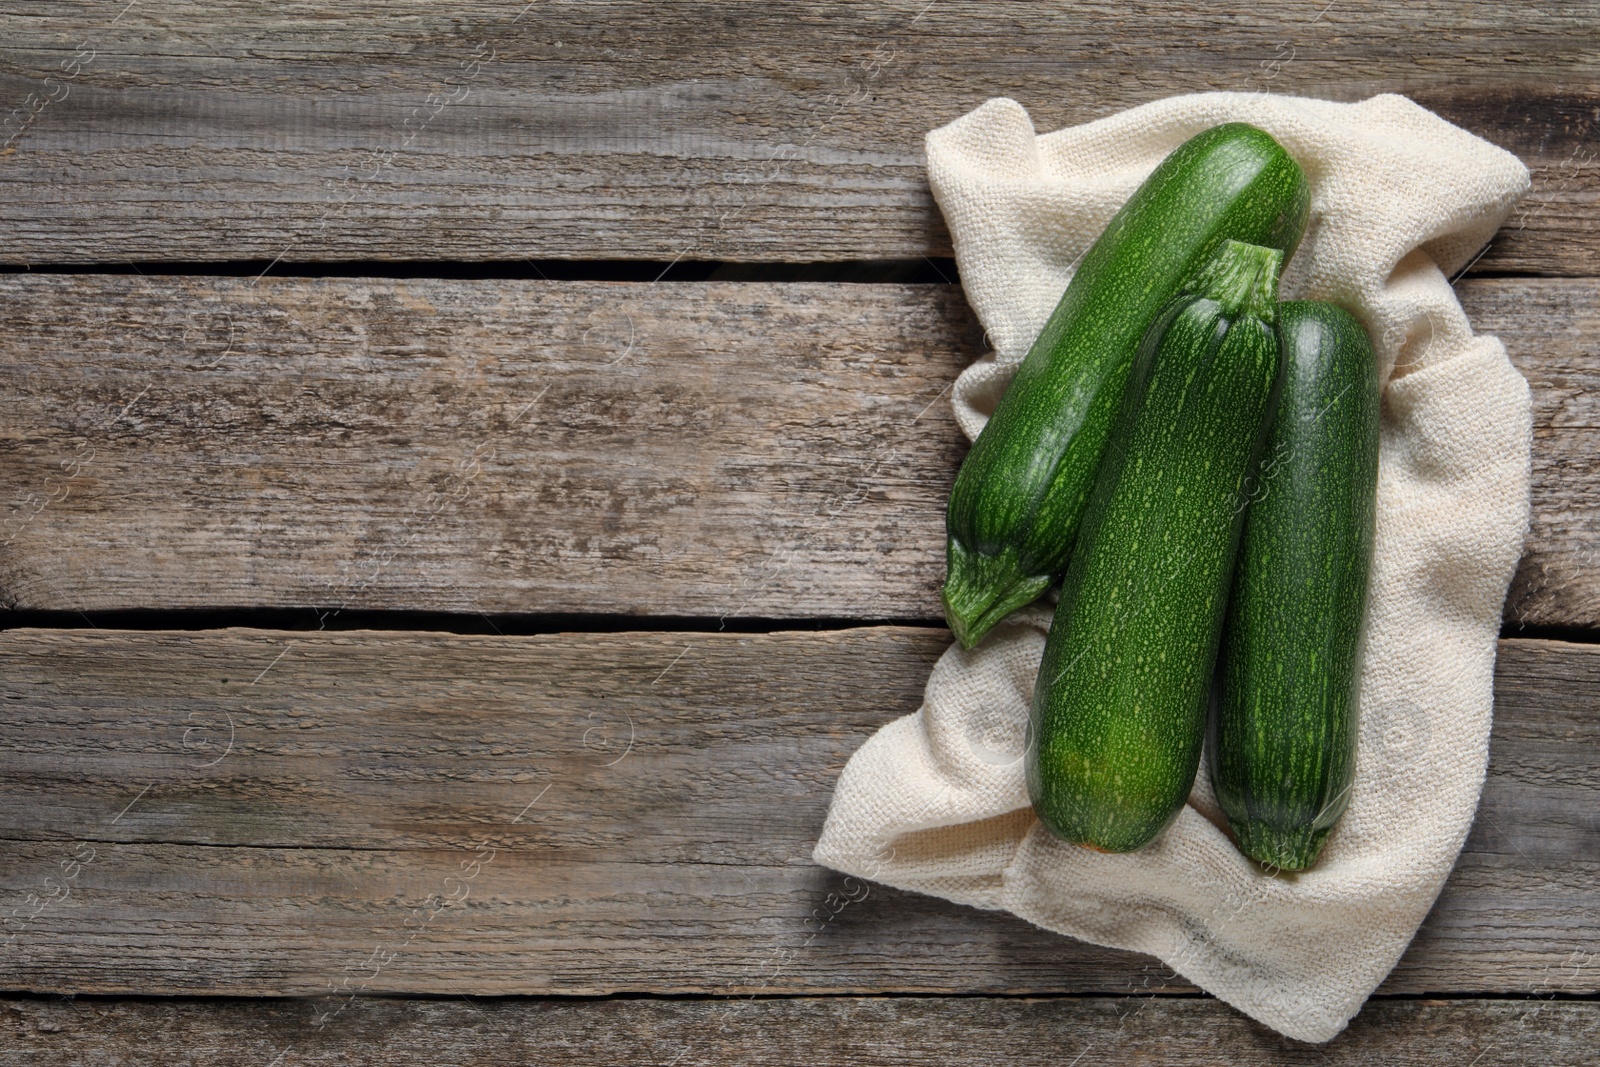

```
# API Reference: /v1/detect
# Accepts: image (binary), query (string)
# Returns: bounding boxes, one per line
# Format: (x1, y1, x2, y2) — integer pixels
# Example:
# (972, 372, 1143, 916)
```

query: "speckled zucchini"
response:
(1211, 301, 1380, 871)
(943, 123, 1309, 649)
(1026, 240, 1285, 853)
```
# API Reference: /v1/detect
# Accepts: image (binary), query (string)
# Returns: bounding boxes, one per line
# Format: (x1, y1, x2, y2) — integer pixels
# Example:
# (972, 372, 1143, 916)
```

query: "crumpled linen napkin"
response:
(813, 93, 1532, 1043)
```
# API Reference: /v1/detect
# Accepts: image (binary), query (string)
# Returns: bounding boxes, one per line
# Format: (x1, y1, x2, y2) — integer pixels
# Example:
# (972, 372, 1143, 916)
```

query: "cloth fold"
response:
(812, 93, 1531, 1043)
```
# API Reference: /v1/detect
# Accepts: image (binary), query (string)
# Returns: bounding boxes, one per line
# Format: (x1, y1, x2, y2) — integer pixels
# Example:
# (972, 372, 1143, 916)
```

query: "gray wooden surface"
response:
(0, 629, 1594, 996)
(2, 996, 1597, 1066)
(0, 275, 1594, 627)
(0, 1, 1593, 273)
(2, 0, 1596, 1060)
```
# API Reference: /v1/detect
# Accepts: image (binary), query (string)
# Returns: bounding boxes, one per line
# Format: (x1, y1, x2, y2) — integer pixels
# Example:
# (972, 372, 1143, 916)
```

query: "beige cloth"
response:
(813, 94, 1532, 1043)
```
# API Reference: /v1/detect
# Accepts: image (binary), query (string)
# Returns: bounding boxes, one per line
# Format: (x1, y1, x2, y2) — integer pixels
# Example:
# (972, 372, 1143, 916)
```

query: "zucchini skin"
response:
(943, 122, 1309, 649)
(1211, 301, 1380, 871)
(1026, 241, 1285, 854)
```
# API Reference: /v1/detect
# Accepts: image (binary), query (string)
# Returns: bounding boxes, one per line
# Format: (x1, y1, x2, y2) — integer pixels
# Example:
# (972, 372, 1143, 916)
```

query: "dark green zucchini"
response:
(1211, 301, 1380, 871)
(1026, 240, 1285, 853)
(943, 122, 1309, 649)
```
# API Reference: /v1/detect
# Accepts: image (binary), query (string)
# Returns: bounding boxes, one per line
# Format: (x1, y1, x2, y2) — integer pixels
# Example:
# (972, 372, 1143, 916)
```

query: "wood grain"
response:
(1483, 280, 1600, 628)
(0, 627, 1594, 997)
(3, 995, 1598, 1065)
(0, 275, 1593, 626)
(0, 1, 1593, 272)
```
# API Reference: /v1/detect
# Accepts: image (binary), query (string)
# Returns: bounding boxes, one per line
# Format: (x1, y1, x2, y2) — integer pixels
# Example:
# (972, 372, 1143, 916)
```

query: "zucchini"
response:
(1211, 301, 1380, 870)
(943, 122, 1309, 649)
(1026, 240, 1285, 853)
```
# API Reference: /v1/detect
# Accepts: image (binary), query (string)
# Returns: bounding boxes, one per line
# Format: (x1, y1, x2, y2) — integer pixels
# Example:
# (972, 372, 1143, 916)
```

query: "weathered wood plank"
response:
(3, 995, 1598, 1065)
(0, 273, 975, 622)
(0, 629, 1594, 996)
(1486, 281, 1600, 628)
(0, 275, 1592, 626)
(0, 1, 1593, 273)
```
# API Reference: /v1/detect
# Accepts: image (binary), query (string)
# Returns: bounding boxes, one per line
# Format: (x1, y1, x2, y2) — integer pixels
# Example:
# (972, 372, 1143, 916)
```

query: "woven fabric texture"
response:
(813, 93, 1532, 1043)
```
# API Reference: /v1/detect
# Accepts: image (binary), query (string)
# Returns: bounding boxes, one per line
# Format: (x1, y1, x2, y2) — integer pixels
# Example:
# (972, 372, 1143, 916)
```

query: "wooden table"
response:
(2, 3, 1595, 1062)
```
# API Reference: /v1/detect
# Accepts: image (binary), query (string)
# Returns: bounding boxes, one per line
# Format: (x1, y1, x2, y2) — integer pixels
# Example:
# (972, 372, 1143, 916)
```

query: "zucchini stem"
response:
(943, 538, 1052, 649)
(1185, 239, 1283, 322)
